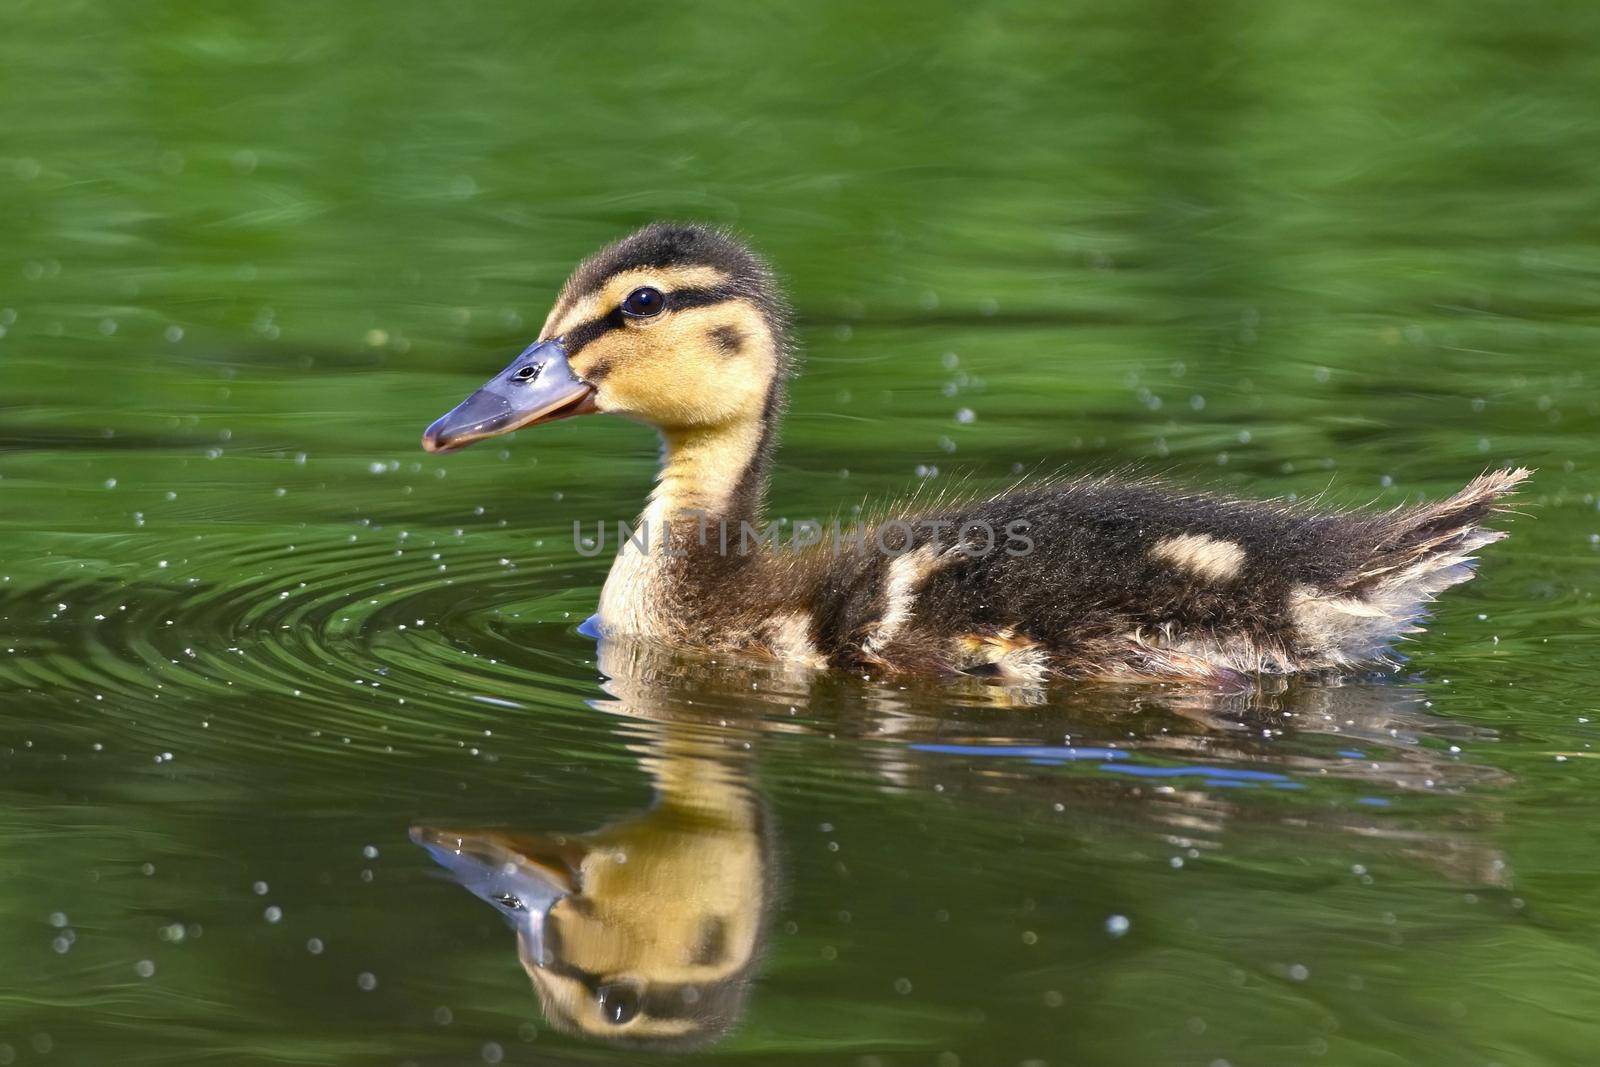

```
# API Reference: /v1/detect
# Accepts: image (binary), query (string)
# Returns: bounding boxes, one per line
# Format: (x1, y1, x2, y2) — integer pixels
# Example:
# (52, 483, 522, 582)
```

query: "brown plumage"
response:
(422, 222, 1529, 685)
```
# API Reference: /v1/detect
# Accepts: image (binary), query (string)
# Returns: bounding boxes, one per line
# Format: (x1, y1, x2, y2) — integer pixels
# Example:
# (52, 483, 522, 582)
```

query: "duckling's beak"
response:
(411, 825, 589, 967)
(422, 338, 598, 453)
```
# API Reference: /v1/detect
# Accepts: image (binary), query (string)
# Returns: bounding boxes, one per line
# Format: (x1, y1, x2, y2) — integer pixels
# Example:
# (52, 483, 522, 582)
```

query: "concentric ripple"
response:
(0, 523, 625, 778)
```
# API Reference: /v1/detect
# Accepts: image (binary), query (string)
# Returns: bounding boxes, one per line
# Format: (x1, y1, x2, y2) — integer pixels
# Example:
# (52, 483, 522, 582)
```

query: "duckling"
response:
(412, 722, 771, 1050)
(422, 222, 1528, 684)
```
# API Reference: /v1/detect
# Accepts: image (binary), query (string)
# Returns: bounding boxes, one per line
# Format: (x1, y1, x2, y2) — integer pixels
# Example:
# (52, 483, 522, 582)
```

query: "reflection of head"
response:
(412, 720, 772, 1050)
(527, 822, 767, 1050)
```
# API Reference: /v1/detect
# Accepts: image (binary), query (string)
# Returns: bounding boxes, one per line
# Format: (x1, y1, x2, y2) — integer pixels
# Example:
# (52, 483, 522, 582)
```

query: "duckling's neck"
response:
(598, 415, 775, 639)
(641, 730, 762, 830)
(653, 418, 770, 527)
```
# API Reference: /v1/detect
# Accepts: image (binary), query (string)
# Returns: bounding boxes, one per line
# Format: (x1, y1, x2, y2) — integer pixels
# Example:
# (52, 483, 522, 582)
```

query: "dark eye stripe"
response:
(562, 285, 744, 358)
(564, 309, 624, 357)
(667, 284, 742, 312)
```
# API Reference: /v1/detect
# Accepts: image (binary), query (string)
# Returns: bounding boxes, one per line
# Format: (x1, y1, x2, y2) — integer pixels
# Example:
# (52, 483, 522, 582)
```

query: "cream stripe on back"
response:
(864, 543, 943, 655)
(1149, 533, 1246, 582)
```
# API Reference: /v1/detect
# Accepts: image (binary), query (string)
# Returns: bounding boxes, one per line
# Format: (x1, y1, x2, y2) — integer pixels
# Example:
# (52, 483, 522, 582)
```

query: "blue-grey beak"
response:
(410, 825, 584, 968)
(422, 338, 597, 454)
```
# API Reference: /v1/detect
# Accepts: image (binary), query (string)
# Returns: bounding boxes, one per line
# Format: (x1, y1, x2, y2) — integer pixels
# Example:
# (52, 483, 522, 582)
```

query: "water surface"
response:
(4, 2, 1600, 1064)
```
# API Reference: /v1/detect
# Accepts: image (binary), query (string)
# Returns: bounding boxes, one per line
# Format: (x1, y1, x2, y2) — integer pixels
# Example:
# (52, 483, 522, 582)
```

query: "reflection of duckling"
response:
(422, 222, 1528, 684)
(412, 723, 771, 1050)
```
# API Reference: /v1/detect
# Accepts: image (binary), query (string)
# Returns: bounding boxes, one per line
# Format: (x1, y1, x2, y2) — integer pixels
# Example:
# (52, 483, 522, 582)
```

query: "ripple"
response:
(0, 527, 613, 778)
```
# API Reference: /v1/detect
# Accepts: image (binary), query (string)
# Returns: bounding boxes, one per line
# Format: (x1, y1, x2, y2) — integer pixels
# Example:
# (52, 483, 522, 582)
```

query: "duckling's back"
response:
(807, 468, 1528, 684)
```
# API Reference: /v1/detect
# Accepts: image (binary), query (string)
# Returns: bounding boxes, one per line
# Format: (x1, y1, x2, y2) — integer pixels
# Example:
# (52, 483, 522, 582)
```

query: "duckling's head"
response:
(423, 222, 791, 453)
(411, 818, 768, 1051)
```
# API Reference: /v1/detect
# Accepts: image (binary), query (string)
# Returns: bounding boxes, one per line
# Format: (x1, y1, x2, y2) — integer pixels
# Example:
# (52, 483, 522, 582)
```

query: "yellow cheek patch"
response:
(571, 303, 774, 417)
(659, 304, 772, 360)
(568, 330, 632, 385)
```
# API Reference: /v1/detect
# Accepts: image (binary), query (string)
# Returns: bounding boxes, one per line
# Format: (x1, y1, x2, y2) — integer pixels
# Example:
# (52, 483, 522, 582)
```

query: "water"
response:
(4, 1, 1600, 1063)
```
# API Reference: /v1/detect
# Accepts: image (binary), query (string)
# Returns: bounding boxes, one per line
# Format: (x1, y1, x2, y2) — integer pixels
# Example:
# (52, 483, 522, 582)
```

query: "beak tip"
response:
(421, 418, 461, 454)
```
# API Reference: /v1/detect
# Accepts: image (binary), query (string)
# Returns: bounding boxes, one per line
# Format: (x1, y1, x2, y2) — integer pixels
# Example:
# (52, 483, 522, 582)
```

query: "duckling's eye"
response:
(620, 287, 665, 318)
(596, 983, 642, 1025)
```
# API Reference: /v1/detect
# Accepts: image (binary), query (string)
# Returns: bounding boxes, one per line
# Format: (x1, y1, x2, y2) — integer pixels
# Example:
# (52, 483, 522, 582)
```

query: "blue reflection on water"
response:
(911, 743, 1129, 762)
(1099, 763, 1290, 783)
(912, 743, 1307, 788)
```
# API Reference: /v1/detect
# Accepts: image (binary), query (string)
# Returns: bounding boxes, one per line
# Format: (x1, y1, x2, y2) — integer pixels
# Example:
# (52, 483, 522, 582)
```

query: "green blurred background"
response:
(3, 1, 1599, 1064)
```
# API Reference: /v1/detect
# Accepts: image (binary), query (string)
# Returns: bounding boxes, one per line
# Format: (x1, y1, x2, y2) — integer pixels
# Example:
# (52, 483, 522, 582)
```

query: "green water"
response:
(4, 1, 1600, 1063)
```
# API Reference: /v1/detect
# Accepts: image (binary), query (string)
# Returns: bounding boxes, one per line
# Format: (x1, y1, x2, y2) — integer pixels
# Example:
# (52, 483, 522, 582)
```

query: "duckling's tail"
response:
(1291, 468, 1531, 668)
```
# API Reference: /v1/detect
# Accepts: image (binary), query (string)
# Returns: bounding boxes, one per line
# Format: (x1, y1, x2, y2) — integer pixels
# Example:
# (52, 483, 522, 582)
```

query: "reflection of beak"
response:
(422, 338, 598, 454)
(410, 825, 589, 966)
